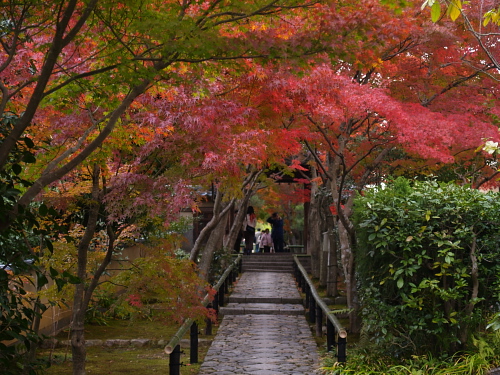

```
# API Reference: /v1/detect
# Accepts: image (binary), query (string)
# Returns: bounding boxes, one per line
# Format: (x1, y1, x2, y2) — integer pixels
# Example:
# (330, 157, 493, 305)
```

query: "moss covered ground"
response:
(37, 318, 217, 375)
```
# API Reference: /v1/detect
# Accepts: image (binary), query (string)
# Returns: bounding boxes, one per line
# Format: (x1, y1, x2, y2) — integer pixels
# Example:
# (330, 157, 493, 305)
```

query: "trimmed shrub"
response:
(354, 178, 500, 356)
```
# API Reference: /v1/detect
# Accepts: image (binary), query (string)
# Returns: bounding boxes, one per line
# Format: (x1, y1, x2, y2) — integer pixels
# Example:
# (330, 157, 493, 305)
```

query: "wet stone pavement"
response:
(198, 271, 320, 375)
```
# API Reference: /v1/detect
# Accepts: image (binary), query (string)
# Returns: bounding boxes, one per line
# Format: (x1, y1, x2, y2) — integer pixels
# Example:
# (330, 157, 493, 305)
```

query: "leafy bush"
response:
(354, 178, 500, 356)
(104, 237, 214, 324)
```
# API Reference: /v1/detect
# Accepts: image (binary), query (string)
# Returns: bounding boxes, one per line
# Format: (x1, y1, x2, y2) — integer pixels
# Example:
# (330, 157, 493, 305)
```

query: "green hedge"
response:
(354, 177, 500, 356)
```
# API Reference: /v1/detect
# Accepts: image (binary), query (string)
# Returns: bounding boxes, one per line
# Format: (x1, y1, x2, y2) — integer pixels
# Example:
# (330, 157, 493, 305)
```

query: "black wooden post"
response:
(218, 284, 225, 307)
(338, 335, 347, 362)
(205, 316, 212, 335)
(190, 322, 198, 364)
(169, 345, 181, 375)
(326, 319, 335, 352)
(309, 296, 316, 323)
(231, 269, 236, 283)
(305, 284, 310, 308)
(316, 306, 323, 337)
(213, 292, 219, 313)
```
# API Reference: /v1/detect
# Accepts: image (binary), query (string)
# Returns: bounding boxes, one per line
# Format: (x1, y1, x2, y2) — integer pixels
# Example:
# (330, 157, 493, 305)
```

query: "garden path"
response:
(198, 268, 320, 375)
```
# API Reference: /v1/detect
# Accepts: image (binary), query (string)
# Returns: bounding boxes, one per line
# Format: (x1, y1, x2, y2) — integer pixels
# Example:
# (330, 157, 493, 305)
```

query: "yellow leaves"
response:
(446, 0, 462, 21)
(422, 0, 462, 22)
(251, 23, 267, 32)
(483, 8, 500, 26)
(377, 57, 384, 66)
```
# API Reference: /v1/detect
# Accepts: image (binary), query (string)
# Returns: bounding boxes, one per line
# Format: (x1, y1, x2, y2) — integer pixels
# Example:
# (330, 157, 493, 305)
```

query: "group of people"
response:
(242, 206, 285, 255)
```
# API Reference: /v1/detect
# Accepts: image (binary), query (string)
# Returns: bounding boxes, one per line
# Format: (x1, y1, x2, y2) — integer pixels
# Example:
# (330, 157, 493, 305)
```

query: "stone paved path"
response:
(198, 271, 320, 375)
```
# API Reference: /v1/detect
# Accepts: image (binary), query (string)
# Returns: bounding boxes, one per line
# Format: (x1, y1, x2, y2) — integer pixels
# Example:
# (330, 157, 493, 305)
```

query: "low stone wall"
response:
(40, 338, 211, 349)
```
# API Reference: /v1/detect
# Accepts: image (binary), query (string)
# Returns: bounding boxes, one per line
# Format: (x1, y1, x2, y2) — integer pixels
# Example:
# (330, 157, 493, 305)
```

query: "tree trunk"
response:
(223, 197, 249, 253)
(338, 220, 361, 333)
(194, 170, 262, 280)
(326, 228, 339, 297)
(25, 298, 42, 370)
(223, 170, 262, 253)
(308, 167, 321, 279)
(70, 165, 101, 375)
(319, 231, 328, 287)
(190, 191, 234, 262)
(198, 208, 231, 281)
(318, 199, 331, 288)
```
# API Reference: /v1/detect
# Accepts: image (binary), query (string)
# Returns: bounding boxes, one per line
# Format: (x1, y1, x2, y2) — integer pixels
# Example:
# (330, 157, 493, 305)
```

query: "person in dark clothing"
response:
(267, 212, 284, 252)
(243, 206, 257, 255)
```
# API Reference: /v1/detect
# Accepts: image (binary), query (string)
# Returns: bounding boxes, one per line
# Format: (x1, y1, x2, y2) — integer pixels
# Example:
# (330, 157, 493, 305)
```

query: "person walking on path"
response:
(254, 228, 262, 253)
(243, 206, 256, 255)
(267, 212, 284, 252)
(259, 228, 273, 253)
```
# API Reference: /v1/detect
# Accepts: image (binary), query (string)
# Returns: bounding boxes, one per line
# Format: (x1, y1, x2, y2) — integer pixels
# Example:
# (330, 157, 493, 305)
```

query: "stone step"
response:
(242, 264, 293, 270)
(242, 254, 293, 259)
(219, 303, 305, 316)
(228, 296, 303, 304)
(242, 254, 294, 274)
(243, 253, 292, 260)
(242, 268, 293, 273)
(243, 262, 292, 267)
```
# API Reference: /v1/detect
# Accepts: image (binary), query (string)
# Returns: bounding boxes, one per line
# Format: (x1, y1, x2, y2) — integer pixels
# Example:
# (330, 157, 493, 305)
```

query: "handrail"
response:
(293, 254, 347, 362)
(293, 255, 347, 337)
(212, 254, 242, 294)
(164, 254, 242, 355)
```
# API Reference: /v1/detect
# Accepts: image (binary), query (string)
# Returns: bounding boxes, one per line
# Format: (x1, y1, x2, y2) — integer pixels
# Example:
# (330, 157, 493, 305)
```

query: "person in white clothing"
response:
(259, 228, 273, 253)
(254, 228, 262, 253)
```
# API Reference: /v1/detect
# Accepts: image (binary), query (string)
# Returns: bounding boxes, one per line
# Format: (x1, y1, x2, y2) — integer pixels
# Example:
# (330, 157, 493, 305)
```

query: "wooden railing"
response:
(164, 254, 242, 375)
(293, 255, 347, 362)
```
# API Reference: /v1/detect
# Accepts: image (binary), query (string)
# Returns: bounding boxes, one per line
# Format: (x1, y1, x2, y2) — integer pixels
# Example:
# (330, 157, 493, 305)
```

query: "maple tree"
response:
(229, 0, 500, 334)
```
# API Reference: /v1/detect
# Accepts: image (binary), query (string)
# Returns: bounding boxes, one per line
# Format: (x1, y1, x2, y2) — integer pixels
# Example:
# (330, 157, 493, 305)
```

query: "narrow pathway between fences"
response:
(198, 254, 321, 375)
